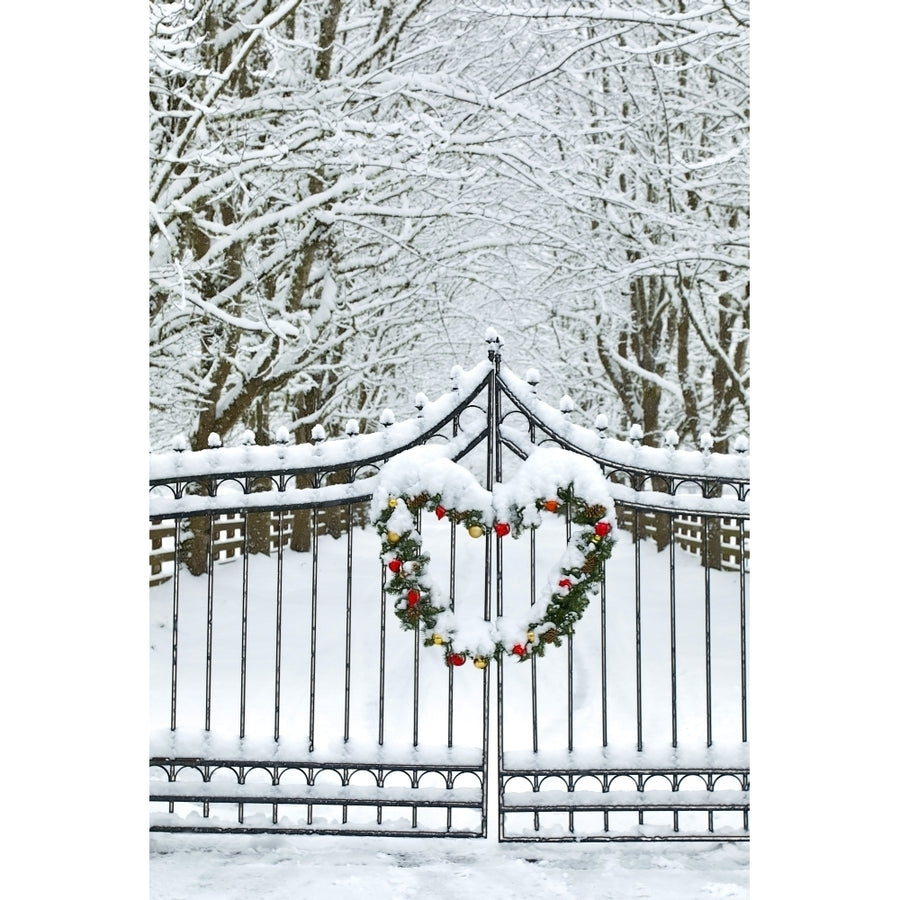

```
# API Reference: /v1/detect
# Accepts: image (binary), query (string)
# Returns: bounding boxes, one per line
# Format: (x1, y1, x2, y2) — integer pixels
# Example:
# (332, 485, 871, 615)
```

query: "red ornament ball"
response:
(407, 589, 420, 607)
(435, 505, 446, 520)
(448, 653, 465, 667)
(388, 558, 402, 573)
(512, 644, 527, 657)
(544, 499, 559, 512)
(558, 578, 572, 590)
(595, 521, 612, 537)
(495, 522, 511, 538)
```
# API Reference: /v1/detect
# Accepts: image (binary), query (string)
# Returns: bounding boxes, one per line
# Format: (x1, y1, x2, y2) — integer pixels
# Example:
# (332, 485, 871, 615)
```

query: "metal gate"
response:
(149, 336, 748, 841)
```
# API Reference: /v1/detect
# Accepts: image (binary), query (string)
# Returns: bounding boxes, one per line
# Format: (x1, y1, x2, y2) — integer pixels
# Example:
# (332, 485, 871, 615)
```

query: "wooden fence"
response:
(150, 507, 748, 587)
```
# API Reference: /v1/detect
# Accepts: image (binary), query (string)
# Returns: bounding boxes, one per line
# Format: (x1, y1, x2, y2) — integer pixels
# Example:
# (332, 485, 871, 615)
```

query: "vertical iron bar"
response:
(308, 506, 320, 752)
(739, 518, 748, 743)
(600, 557, 608, 747)
(568, 774, 575, 833)
(239, 512, 250, 739)
(204, 511, 215, 732)
(413, 620, 420, 747)
(704, 517, 713, 748)
(566, 503, 573, 753)
(634, 508, 643, 752)
(447, 521, 457, 748)
(413, 509, 422, 747)
(488, 346, 499, 841)
(669, 515, 678, 748)
(169, 518, 182, 732)
(343, 504, 353, 743)
(274, 509, 284, 742)
(379, 554, 387, 747)
(530, 528, 538, 753)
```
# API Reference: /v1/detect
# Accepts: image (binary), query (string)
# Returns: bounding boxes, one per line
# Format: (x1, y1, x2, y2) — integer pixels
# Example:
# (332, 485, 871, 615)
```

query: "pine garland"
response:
(375, 485, 615, 667)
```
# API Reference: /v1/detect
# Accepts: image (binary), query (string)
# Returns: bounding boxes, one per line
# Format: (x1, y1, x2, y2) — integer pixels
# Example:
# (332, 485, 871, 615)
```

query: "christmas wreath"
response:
(372, 447, 616, 668)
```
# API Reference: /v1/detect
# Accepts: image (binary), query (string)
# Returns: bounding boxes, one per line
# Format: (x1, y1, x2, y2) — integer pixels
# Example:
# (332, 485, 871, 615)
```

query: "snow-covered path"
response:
(149, 832, 749, 899)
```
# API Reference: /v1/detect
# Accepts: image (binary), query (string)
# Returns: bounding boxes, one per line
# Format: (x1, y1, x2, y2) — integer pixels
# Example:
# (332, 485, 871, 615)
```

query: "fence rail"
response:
(150, 507, 748, 585)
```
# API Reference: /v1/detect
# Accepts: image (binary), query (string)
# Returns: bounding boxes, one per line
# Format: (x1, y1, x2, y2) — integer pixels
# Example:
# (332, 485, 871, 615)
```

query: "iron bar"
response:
(169, 518, 181, 732)
(530, 528, 538, 754)
(634, 508, 643, 752)
(447, 520, 457, 748)
(739, 518, 748, 743)
(343, 504, 353, 743)
(308, 507, 320, 752)
(669, 515, 678, 748)
(704, 517, 713, 747)
(378, 554, 386, 747)
(239, 513, 250, 739)
(274, 509, 284, 741)
(600, 558, 608, 748)
(205, 511, 215, 732)
(566, 503, 574, 753)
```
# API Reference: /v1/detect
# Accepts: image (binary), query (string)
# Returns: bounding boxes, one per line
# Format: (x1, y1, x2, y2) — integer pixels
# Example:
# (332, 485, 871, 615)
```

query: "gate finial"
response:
(485, 327, 503, 360)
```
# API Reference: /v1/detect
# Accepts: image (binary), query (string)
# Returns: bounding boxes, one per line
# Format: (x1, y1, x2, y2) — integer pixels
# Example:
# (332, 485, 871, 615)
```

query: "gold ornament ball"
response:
(387, 531, 401, 544)
(432, 634, 443, 646)
(473, 657, 488, 669)
(468, 525, 484, 539)
(526, 631, 535, 643)
(388, 497, 398, 508)
(591, 533, 601, 543)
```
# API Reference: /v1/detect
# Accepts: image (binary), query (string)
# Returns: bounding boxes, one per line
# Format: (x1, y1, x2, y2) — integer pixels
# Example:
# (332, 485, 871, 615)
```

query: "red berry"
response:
(407, 589, 420, 606)
(435, 505, 446, 520)
(558, 578, 572, 590)
(512, 644, 526, 657)
(595, 521, 611, 537)
(495, 522, 510, 537)
(448, 653, 465, 666)
(388, 559, 402, 573)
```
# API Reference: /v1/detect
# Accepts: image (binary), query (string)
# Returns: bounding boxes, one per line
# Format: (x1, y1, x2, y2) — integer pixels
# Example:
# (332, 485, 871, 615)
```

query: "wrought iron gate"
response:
(149, 336, 749, 841)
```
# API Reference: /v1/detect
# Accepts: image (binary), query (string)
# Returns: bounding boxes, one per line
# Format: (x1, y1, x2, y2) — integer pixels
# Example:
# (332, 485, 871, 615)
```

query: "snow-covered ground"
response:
(150, 831, 749, 898)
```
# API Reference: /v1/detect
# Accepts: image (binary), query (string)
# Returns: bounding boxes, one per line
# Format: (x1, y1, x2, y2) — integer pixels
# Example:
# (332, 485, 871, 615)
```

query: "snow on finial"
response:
(345, 418, 360, 438)
(172, 434, 188, 453)
(450, 365, 463, 391)
(275, 426, 292, 445)
(664, 429, 679, 450)
(525, 368, 540, 392)
(484, 326, 502, 345)
(734, 434, 749, 454)
(380, 409, 395, 428)
(700, 432, 714, 455)
(311, 424, 327, 444)
(629, 423, 644, 448)
(241, 429, 256, 446)
(594, 413, 608, 434)
(559, 395, 574, 414)
(414, 392, 428, 416)
(207, 432, 222, 449)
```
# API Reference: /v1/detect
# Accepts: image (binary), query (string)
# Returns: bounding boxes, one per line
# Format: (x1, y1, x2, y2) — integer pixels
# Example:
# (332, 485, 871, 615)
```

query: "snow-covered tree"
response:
(150, 0, 749, 453)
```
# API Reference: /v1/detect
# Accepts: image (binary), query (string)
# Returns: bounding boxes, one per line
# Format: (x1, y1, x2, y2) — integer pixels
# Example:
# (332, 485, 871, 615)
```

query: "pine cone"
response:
(584, 504, 607, 519)
(540, 627, 560, 644)
(582, 554, 598, 574)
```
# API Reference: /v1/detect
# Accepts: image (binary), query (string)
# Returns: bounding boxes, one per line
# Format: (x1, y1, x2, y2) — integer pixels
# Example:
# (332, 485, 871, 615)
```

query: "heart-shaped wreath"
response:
(372, 446, 616, 667)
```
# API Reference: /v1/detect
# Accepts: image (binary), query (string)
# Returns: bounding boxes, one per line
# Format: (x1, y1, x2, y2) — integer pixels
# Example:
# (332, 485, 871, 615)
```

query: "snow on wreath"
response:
(372, 446, 616, 667)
